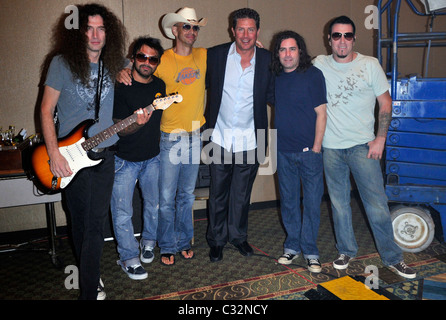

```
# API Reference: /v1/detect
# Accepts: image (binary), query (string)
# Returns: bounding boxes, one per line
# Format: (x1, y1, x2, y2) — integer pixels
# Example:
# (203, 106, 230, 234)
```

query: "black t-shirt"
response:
(113, 76, 166, 161)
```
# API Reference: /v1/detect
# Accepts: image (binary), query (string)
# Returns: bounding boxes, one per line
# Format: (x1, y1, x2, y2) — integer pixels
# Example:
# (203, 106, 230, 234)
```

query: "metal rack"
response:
(377, 0, 446, 252)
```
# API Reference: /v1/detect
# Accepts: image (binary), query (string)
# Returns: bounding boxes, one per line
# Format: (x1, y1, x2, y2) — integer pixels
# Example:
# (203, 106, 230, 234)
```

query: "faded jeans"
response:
(157, 131, 201, 254)
(111, 155, 160, 265)
(277, 150, 324, 259)
(323, 144, 402, 266)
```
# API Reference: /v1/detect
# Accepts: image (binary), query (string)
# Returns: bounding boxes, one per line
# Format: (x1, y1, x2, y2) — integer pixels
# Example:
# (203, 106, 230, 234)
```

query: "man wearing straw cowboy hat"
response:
(156, 7, 208, 266)
(158, 7, 208, 266)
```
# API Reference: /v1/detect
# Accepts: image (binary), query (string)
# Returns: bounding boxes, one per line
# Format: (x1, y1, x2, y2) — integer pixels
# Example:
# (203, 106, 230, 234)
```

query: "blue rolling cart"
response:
(377, 0, 446, 252)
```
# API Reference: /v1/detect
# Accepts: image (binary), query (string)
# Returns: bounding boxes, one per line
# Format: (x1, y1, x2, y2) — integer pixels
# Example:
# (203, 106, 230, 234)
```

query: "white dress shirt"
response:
(211, 42, 257, 152)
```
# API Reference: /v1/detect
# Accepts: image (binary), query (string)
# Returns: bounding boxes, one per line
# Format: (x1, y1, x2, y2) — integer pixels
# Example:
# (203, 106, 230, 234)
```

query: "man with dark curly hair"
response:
(40, 3, 126, 299)
(271, 31, 327, 272)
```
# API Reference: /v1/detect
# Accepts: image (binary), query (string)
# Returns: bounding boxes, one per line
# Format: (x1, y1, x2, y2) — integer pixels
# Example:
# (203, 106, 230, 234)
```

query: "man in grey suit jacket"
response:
(205, 8, 274, 262)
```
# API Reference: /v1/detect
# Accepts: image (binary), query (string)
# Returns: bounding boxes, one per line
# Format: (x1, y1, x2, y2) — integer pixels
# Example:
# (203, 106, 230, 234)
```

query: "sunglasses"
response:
(331, 32, 355, 41)
(181, 24, 200, 32)
(135, 53, 160, 65)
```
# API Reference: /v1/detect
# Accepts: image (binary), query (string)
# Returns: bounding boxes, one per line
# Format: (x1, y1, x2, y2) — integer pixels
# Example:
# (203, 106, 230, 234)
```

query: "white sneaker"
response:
(307, 258, 322, 273)
(278, 253, 298, 265)
(97, 278, 106, 300)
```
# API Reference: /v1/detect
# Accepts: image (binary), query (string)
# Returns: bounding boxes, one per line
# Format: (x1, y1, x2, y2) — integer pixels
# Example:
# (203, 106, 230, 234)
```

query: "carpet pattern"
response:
(1, 195, 446, 300)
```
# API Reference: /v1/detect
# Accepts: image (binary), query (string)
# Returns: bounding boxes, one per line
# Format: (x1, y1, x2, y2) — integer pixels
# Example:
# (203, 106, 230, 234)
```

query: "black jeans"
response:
(64, 149, 115, 300)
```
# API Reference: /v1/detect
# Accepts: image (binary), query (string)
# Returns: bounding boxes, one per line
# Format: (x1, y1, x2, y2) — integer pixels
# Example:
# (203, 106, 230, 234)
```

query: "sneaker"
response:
(333, 254, 352, 270)
(389, 262, 417, 279)
(117, 260, 148, 280)
(140, 243, 155, 264)
(278, 253, 298, 265)
(97, 278, 106, 300)
(307, 258, 322, 273)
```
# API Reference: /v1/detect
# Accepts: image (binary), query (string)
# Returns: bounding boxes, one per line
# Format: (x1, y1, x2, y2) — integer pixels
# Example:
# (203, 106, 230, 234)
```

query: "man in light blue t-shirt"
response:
(313, 16, 416, 279)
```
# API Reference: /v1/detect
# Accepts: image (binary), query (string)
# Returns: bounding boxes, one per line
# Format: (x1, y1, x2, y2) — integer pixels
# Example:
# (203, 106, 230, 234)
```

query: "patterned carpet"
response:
(1, 193, 446, 302)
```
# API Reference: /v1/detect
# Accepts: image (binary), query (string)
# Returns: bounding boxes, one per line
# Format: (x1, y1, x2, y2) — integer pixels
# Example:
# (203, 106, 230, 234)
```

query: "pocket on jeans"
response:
(114, 156, 125, 173)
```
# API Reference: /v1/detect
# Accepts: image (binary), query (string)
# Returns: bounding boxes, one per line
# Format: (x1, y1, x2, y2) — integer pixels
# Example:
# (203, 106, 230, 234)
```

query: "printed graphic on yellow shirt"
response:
(175, 67, 201, 85)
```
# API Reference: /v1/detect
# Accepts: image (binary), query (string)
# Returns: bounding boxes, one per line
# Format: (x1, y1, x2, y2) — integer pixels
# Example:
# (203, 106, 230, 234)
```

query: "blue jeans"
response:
(158, 131, 201, 254)
(277, 150, 324, 259)
(111, 155, 160, 265)
(323, 144, 403, 266)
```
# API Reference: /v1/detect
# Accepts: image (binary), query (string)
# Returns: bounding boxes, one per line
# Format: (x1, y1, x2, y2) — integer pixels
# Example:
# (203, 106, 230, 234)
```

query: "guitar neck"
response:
(81, 103, 154, 151)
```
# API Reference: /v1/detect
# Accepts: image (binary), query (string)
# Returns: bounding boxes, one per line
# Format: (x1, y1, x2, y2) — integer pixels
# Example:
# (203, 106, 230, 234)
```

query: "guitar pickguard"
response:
(58, 137, 102, 189)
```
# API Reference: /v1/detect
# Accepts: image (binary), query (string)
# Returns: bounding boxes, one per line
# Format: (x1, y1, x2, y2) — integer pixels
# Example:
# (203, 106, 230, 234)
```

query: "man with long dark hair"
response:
(272, 31, 327, 272)
(40, 3, 126, 299)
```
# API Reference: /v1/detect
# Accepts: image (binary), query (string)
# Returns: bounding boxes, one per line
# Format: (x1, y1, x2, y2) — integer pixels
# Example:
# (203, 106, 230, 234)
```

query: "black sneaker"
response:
(307, 258, 322, 273)
(117, 260, 148, 280)
(389, 262, 416, 279)
(333, 254, 352, 270)
(278, 253, 298, 265)
(140, 243, 155, 264)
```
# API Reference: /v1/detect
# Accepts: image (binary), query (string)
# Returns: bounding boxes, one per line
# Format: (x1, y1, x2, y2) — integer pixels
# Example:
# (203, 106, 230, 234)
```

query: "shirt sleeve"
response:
(44, 56, 66, 92)
(310, 67, 328, 108)
(370, 58, 390, 97)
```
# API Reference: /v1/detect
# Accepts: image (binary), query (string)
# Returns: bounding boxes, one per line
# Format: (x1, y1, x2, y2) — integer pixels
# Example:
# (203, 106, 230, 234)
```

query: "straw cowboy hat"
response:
(162, 7, 208, 39)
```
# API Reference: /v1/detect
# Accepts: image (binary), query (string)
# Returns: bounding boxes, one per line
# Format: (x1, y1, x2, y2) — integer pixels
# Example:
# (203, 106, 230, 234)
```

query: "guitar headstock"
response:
(153, 93, 183, 110)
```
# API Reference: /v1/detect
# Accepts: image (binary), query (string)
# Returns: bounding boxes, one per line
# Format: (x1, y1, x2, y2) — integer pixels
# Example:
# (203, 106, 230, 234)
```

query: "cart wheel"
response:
(390, 206, 435, 253)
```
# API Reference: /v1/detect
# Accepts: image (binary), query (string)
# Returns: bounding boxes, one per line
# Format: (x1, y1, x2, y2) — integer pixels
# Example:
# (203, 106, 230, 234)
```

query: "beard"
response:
(134, 64, 154, 79)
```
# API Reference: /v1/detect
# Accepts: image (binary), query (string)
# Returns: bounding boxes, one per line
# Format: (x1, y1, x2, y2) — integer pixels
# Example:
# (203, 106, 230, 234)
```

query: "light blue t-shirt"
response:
(45, 55, 118, 148)
(313, 53, 390, 149)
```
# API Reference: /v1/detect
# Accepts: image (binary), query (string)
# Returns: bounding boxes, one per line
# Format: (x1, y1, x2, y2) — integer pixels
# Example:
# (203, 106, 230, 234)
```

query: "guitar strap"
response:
(94, 58, 105, 122)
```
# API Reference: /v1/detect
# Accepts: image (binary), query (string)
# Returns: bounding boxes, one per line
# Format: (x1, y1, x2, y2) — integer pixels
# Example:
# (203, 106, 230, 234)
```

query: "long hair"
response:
(51, 3, 126, 86)
(271, 30, 312, 75)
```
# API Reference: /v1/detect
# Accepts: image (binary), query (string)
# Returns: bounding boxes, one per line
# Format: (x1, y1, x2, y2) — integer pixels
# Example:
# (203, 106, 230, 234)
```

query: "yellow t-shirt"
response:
(154, 47, 207, 133)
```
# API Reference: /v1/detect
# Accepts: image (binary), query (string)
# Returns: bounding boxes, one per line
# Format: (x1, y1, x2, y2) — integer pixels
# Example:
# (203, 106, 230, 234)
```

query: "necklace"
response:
(172, 48, 200, 82)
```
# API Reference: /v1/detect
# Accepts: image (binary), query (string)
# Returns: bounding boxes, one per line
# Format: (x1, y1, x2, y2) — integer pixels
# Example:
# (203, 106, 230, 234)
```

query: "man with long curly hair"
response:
(40, 3, 126, 299)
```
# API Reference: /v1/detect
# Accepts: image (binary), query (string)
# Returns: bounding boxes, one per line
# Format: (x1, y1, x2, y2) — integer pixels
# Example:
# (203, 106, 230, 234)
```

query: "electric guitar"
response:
(30, 94, 182, 193)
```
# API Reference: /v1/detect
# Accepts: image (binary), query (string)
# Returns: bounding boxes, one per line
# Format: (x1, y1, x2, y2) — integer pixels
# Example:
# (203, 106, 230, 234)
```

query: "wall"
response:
(1, 0, 445, 232)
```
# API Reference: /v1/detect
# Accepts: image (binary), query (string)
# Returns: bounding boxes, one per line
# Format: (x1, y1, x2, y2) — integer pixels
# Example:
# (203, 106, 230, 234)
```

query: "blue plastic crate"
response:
(395, 77, 446, 101)
(392, 100, 446, 118)
(387, 147, 446, 165)
(387, 131, 446, 150)
(389, 118, 446, 135)
(387, 161, 446, 181)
